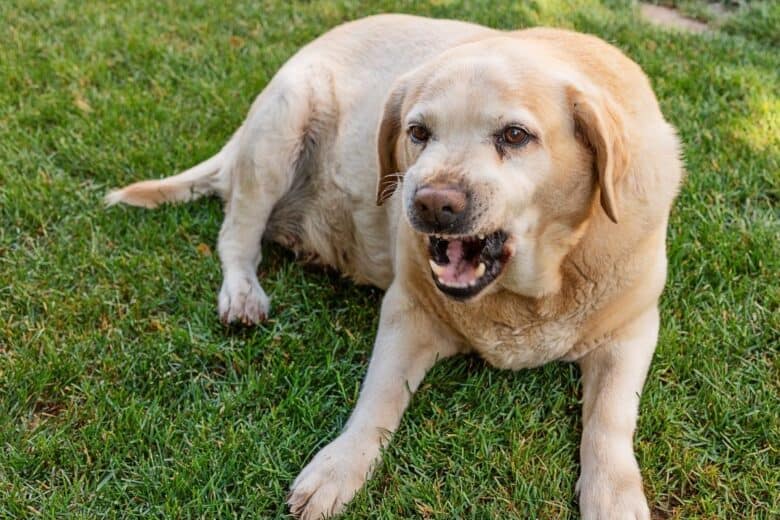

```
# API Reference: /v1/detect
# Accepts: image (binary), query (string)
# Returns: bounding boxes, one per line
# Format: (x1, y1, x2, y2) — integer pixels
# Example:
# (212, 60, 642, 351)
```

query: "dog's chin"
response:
(425, 230, 513, 301)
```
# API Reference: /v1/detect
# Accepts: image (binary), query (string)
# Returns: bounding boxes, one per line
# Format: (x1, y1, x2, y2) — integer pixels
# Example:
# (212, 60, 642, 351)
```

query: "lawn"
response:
(1, 0, 777, 518)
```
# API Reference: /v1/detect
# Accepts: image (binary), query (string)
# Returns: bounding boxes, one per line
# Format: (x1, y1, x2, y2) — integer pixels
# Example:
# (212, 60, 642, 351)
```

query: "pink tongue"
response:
(438, 240, 478, 285)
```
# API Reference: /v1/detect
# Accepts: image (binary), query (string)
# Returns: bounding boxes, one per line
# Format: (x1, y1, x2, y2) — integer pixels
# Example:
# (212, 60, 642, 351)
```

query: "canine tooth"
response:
(475, 262, 486, 278)
(478, 234, 485, 240)
(429, 259, 445, 276)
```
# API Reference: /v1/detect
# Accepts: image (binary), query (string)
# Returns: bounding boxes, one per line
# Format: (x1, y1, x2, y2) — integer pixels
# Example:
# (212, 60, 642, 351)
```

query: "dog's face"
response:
(377, 38, 627, 301)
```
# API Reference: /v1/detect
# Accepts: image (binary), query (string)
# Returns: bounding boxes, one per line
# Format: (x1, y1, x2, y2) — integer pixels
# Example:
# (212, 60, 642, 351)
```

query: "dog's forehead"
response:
(406, 43, 568, 127)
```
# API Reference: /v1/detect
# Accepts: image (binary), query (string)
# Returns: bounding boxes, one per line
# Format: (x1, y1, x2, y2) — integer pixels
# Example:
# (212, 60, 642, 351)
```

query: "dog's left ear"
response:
(568, 86, 629, 224)
(376, 80, 408, 206)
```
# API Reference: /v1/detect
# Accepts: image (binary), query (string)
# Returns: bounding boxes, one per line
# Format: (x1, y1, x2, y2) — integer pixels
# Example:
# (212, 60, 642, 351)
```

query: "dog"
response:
(107, 14, 683, 519)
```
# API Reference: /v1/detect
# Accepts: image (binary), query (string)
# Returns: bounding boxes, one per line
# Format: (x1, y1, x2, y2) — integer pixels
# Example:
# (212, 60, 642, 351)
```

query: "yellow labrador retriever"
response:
(108, 14, 683, 519)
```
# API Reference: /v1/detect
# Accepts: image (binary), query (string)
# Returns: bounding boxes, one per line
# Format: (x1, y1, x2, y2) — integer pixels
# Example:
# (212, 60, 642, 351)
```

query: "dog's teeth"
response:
(429, 259, 445, 276)
(438, 276, 465, 288)
(478, 234, 485, 240)
(475, 262, 486, 278)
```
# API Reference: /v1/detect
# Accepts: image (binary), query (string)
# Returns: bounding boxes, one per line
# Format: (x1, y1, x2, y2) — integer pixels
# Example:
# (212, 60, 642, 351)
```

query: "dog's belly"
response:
(266, 163, 396, 289)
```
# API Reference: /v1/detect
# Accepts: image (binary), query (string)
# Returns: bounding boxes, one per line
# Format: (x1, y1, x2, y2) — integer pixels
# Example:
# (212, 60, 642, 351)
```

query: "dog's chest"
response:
(448, 303, 581, 370)
(471, 320, 578, 369)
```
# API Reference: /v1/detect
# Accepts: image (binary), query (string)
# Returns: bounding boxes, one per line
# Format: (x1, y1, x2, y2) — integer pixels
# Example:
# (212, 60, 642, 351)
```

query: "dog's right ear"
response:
(376, 81, 408, 205)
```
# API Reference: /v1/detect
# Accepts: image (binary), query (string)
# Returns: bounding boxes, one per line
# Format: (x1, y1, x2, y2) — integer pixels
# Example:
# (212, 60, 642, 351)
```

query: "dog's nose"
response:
(413, 183, 468, 229)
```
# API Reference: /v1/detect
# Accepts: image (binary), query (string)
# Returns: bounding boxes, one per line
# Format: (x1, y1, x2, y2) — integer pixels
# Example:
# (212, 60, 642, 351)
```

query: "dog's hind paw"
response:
(218, 274, 270, 325)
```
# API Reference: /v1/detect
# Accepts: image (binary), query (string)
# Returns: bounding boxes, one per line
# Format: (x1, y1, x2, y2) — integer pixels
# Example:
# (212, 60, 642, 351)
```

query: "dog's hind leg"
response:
(217, 75, 323, 325)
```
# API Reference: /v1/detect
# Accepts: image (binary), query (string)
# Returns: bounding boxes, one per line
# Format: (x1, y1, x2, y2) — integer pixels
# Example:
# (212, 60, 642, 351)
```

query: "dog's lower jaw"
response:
(426, 230, 512, 300)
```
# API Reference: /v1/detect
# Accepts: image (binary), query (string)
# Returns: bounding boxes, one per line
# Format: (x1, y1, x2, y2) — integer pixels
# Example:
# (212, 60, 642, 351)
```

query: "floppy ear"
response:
(568, 86, 629, 224)
(376, 81, 408, 205)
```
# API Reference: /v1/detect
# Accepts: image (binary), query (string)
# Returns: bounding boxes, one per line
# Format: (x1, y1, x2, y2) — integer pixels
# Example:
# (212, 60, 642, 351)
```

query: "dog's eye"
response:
(500, 125, 531, 147)
(408, 124, 431, 144)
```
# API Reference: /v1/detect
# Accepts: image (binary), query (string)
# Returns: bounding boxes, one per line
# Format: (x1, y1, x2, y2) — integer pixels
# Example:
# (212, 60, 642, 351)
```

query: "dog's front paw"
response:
(218, 274, 270, 325)
(577, 468, 650, 520)
(288, 436, 378, 519)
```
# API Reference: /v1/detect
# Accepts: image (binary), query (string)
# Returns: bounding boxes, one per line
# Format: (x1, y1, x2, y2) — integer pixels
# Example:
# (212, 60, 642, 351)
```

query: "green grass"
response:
(1, 0, 778, 518)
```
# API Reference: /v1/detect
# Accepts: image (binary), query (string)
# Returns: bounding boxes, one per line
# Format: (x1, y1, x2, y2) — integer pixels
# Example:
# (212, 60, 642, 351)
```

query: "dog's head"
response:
(376, 37, 629, 301)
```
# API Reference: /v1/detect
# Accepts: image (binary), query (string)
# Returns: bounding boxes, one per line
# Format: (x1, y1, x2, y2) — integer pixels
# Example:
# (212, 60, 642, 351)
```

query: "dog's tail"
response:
(104, 129, 241, 209)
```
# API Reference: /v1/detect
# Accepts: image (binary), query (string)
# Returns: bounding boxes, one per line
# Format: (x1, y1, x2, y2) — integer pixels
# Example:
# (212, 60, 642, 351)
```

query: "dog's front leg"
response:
(288, 283, 460, 519)
(576, 307, 659, 520)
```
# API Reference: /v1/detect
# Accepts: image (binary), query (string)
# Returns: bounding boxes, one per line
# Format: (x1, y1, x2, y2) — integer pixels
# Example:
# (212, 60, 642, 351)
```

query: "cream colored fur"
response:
(107, 14, 683, 519)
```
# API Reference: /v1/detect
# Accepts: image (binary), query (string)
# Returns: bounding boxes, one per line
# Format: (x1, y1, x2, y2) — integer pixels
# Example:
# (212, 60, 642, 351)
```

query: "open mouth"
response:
(427, 230, 511, 300)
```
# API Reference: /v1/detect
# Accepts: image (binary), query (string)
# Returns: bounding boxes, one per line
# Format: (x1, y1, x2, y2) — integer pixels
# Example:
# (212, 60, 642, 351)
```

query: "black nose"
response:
(413, 183, 468, 230)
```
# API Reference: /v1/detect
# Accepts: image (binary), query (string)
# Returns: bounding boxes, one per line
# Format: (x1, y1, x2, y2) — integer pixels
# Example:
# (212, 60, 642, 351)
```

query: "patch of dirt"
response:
(640, 3, 709, 33)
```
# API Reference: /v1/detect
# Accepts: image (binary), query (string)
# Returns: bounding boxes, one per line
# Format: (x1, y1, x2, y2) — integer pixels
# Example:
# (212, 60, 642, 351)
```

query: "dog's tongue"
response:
(438, 239, 479, 285)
